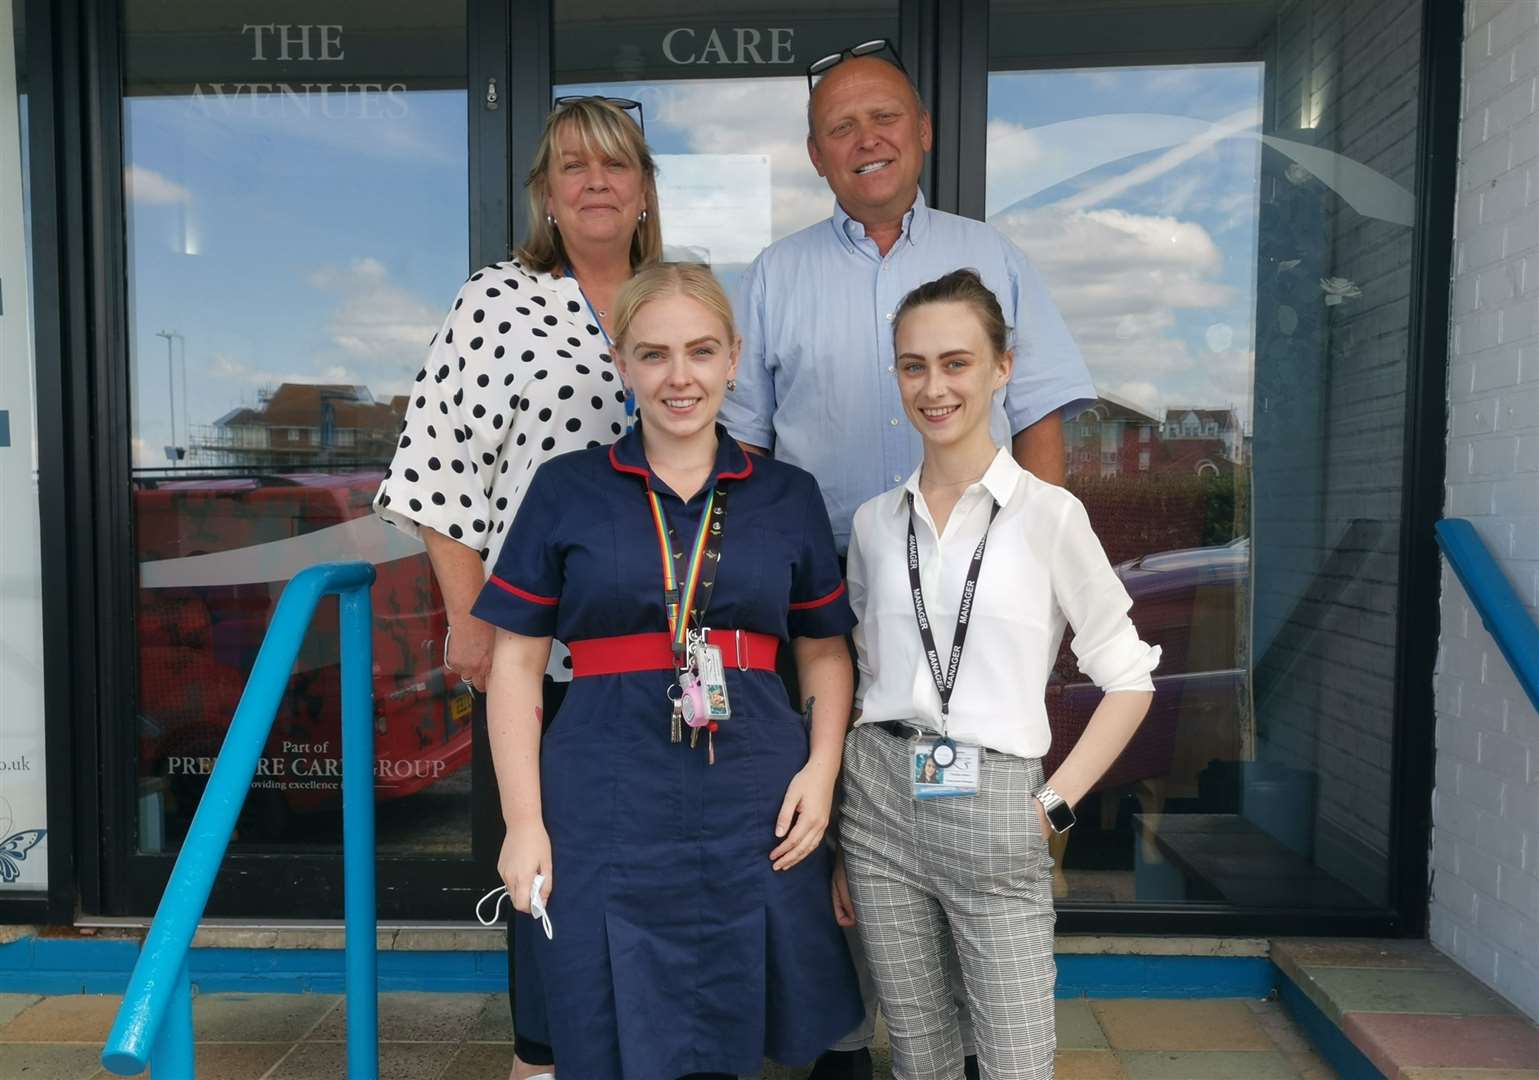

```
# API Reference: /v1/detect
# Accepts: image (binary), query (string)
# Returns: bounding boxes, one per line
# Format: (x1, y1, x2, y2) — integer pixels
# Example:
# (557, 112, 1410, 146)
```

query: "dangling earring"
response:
(726, 378, 737, 393)
(638, 209, 648, 225)
(546, 214, 557, 228)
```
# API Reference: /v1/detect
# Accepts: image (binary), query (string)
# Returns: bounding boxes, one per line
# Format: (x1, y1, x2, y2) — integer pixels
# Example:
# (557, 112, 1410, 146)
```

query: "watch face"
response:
(1045, 800, 1076, 833)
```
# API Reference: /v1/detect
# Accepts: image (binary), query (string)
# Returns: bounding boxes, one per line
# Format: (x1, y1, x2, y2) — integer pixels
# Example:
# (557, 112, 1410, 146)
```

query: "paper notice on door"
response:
(654, 153, 772, 268)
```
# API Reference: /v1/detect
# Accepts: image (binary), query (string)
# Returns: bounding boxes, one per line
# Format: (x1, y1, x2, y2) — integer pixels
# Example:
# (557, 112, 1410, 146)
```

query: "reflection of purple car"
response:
(1045, 537, 1249, 805)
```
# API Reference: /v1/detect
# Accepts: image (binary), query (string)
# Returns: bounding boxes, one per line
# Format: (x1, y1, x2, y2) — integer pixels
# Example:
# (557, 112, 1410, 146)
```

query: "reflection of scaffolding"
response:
(186, 383, 406, 468)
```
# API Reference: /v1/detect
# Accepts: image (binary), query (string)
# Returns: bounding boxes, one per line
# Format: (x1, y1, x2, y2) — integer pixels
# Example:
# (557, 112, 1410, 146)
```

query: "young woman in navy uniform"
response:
(471, 263, 864, 1079)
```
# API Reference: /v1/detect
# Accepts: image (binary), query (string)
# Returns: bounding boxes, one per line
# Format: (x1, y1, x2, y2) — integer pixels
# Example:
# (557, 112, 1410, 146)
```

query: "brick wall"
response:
(1430, 0, 1539, 1025)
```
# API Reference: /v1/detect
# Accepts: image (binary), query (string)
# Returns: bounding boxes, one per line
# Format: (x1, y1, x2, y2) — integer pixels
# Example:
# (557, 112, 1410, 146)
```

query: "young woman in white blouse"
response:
(835, 269, 1159, 1080)
(375, 97, 660, 1080)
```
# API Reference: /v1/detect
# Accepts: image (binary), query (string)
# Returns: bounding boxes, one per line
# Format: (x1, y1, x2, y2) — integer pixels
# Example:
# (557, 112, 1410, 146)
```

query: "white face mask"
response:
(476, 874, 553, 940)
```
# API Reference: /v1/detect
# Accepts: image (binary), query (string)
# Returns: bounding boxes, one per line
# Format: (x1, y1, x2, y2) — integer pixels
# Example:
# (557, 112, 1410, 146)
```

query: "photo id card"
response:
(693, 642, 732, 722)
(910, 736, 982, 799)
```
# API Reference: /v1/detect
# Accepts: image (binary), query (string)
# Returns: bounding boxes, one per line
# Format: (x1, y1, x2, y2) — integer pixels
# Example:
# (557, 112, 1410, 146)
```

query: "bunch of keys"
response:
(669, 628, 733, 763)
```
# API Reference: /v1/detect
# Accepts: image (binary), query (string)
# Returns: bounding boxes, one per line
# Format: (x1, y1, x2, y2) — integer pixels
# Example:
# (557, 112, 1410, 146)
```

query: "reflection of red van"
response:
(1046, 538, 1249, 808)
(134, 472, 472, 837)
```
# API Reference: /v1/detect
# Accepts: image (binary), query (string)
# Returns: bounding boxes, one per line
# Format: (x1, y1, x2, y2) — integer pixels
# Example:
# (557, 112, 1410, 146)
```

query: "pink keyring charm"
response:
(681, 677, 709, 728)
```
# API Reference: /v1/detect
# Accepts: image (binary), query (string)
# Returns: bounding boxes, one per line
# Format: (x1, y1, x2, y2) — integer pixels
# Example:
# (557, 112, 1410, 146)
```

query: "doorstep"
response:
(1272, 938, 1539, 1080)
(1, 928, 1274, 997)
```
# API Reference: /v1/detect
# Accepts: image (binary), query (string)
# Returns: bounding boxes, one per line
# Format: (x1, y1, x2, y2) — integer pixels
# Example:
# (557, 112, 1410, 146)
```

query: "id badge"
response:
(693, 642, 732, 722)
(910, 736, 982, 799)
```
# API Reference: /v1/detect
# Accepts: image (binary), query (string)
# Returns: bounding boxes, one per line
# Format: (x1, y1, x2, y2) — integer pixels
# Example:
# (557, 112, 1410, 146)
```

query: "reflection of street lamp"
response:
(154, 330, 184, 465)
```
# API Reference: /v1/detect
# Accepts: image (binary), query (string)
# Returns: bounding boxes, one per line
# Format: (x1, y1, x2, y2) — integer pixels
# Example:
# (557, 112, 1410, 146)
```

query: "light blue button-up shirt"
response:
(722, 190, 1096, 550)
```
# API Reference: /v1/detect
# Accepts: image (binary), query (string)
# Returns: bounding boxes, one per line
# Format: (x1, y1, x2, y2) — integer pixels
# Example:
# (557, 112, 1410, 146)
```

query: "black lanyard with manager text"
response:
(906, 491, 1000, 744)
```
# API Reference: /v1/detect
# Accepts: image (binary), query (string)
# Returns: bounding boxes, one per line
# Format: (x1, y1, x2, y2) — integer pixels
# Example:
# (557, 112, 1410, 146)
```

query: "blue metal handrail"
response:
(101, 562, 380, 1079)
(1436, 518, 1539, 713)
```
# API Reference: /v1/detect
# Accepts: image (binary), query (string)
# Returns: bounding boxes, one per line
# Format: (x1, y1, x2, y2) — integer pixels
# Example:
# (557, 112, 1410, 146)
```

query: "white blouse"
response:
(847, 447, 1160, 760)
(375, 258, 630, 675)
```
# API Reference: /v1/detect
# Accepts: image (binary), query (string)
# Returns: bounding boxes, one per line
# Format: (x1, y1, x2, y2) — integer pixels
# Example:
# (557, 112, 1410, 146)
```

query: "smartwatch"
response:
(1035, 784, 1076, 833)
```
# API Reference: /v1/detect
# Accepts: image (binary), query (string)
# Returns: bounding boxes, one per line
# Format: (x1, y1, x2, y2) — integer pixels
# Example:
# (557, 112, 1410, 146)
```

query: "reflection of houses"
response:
(1066, 395, 1161, 477)
(1065, 400, 1251, 480)
(188, 383, 406, 467)
(1151, 437, 1238, 479)
(1163, 407, 1245, 464)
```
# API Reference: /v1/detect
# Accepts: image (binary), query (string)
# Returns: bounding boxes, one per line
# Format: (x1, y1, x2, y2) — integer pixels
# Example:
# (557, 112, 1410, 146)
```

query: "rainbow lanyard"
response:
(646, 485, 720, 664)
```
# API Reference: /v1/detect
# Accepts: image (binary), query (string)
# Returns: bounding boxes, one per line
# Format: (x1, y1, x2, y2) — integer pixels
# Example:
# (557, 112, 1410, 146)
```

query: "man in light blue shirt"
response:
(720, 47, 1096, 1080)
(722, 50, 1095, 553)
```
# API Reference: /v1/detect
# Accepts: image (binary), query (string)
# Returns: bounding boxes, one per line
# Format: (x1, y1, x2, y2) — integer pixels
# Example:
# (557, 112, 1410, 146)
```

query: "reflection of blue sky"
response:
(986, 65, 1263, 423)
(125, 89, 467, 468)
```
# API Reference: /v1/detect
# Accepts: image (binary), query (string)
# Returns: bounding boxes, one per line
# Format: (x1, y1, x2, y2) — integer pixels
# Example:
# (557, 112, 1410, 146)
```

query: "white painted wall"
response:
(0, 2, 50, 892)
(1430, 0, 1539, 1025)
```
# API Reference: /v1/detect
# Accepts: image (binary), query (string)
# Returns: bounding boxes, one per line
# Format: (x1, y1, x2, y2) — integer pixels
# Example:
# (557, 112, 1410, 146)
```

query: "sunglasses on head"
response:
(805, 38, 908, 93)
(551, 94, 646, 136)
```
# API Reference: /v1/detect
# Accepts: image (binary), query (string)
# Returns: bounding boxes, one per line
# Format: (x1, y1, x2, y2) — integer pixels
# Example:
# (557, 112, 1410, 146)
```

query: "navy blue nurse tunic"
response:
(471, 425, 863, 1080)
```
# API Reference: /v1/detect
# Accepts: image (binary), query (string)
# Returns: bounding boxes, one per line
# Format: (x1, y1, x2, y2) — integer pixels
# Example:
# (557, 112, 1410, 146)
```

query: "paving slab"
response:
(468, 994, 514, 1042)
(1119, 1049, 1303, 1079)
(1249, 997, 1318, 1055)
(307, 991, 490, 1043)
(0, 996, 123, 1044)
(437, 1042, 514, 1080)
(1272, 938, 1456, 974)
(1056, 998, 1111, 1049)
(1400, 1071, 1539, 1079)
(266, 1040, 459, 1080)
(1307, 967, 1516, 1022)
(192, 992, 339, 1043)
(3, 1043, 103, 1079)
(88, 1042, 289, 1080)
(1091, 998, 1274, 1052)
(1054, 1048, 1130, 1079)
(1344, 1013, 1539, 1076)
(0, 993, 42, 1027)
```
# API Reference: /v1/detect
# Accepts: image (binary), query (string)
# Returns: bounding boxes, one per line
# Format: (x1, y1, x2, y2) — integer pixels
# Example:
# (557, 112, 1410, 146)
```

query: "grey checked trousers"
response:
(839, 724, 1057, 1080)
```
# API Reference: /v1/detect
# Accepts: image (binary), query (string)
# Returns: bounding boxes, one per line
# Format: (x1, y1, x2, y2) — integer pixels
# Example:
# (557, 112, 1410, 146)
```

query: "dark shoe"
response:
(808, 1047, 873, 1080)
(964, 1054, 980, 1080)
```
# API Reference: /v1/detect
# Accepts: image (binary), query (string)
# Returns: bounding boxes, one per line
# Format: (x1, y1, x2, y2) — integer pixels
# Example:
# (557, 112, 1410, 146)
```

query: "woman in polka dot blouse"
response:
(374, 97, 661, 1080)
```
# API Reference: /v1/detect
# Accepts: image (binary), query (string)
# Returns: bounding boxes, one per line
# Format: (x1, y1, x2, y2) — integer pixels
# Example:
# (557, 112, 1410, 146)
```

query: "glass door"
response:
(551, 0, 905, 293)
(110, 0, 488, 918)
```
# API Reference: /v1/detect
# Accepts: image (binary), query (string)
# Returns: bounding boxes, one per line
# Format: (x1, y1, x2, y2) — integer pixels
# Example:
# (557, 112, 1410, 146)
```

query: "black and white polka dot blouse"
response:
(375, 257, 629, 573)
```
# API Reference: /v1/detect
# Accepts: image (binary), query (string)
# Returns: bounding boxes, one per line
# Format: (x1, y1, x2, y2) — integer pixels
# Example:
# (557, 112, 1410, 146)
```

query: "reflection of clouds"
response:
(309, 257, 442, 396)
(992, 206, 1251, 418)
(185, 258, 443, 429)
(1052, 105, 1261, 213)
(646, 78, 831, 240)
(140, 88, 465, 172)
(985, 113, 1226, 218)
(125, 164, 192, 205)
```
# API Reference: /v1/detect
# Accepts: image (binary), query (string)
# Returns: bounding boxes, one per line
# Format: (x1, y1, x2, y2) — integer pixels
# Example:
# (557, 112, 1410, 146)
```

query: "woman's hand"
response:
(447, 616, 496, 692)
(499, 819, 553, 913)
(770, 764, 837, 871)
(831, 852, 857, 927)
(1035, 798, 1052, 842)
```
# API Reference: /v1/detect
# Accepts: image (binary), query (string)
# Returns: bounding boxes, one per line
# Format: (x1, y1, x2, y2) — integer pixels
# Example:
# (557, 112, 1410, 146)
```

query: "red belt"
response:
(568, 630, 779, 677)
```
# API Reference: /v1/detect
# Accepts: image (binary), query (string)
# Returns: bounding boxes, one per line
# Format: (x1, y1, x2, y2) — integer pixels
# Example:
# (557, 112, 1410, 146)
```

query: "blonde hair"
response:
(611, 263, 738, 349)
(517, 98, 662, 274)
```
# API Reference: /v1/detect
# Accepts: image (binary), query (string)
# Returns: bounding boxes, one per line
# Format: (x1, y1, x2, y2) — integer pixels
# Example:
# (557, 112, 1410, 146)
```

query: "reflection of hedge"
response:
(1067, 471, 1249, 565)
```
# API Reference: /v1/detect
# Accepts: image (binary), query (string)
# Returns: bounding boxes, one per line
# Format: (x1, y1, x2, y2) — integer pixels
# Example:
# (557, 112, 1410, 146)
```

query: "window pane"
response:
(989, 0, 1423, 910)
(124, 1, 470, 856)
(554, 1, 901, 292)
